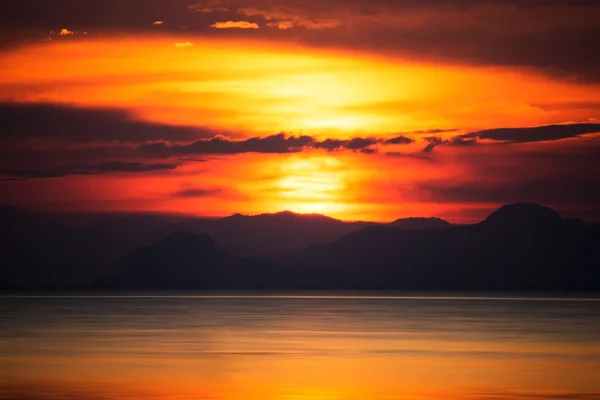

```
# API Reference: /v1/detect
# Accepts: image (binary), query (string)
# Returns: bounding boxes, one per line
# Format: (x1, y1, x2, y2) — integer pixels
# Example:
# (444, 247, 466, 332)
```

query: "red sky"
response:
(1, 0, 599, 222)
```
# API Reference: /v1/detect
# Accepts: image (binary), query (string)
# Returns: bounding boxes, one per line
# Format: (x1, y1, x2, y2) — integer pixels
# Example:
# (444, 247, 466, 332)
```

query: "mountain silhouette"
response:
(197, 211, 374, 257)
(76, 210, 371, 258)
(95, 232, 270, 289)
(276, 203, 599, 290)
(484, 202, 562, 228)
(0, 205, 118, 288)
(388, 217, 451, 230)
(2, 203, 599, 290)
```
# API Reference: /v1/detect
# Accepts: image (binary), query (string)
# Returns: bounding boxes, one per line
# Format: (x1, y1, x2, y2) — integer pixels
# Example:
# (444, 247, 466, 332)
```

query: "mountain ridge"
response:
(2, 202, 598, 290)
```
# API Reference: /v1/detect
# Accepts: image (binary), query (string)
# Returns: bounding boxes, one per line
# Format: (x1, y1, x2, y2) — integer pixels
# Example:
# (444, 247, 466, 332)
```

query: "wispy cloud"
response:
(188, 0, 229, 13)
(174, 41, 194, 48)
(464, 123, 600, 143)
(237, 7, 341, 29)
(266, 21, 294, 30)
(1, 162, 179, 180)
(137, 133, 416, 158)
(174, 187, 223, 197)
(0, 102, 212, 143)
(210, 21, 260, 29)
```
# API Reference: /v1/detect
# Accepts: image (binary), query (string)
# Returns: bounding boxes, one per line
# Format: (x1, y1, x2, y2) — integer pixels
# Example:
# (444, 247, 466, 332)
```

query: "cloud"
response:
(464, 123, 600, 143)
(384, 152, 435, 162)
(237, 6, 342, 30)
(412, 129, 457, 135)
(175, 187, 222, 197)
(383, 135, 414, 145)
(1, 1, 599, 81)
(311, 137, 378, 151)
(174, 41, 193, 48)
(0, 162, 179, 180)
(153, 21, 164, 26)
(210, 21, 259, 29)
(0, 102, 213, 143)
(360, 147, 378, 155)
(423, 136, 445, 153)
(266, 21, 294, 30)
(138, 133, 412, 158)
(188, 0, 229, 13)
(138, 133, 312, 158)
(413, 137, 600, 208)
(448, 137, 478, 146)
(312, 137, 389, 152)
(59, 28, 74, 36)
(345, 137, 378, 150)
(312, 139, 347, 152)
(420, 122, 600, 152)
(418, 178, 600, 206)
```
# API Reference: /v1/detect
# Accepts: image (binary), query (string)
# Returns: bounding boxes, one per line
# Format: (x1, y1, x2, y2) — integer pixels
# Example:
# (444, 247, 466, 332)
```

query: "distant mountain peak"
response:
(271, 210, 337, 220)
(277, 210, 298, 216)
(390, 217, 452, 230)
(223, 210, 338, 221)
(484, 202, 562, 227)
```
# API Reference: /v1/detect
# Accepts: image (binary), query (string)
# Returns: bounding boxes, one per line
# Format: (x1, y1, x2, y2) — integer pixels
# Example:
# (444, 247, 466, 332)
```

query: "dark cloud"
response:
(345, 137, 378, 150)
(419, 178, 600, 206)
(0, 0, 201, 31)
(296, 1, 600, 83)
(140, 134, 405, 158)
(313, 139, 347, 151)
(138, 133, 313, 158)
(423, 136, 444, 153)
(382, 135, 414, 145)
(0, 101, 425, 181)
(414, 138, 600, 210)
(448, 136, 478, 146)
(0, 102, 213, 143)
(1, 1, 599, 82)
(175, 187, 222, 197)
(464, 123, 600, 143)
(384, 151, 435, 162)
(0, 161, 178, 180)
(422, 123, 600, 152)
(360, 147, 378, 155)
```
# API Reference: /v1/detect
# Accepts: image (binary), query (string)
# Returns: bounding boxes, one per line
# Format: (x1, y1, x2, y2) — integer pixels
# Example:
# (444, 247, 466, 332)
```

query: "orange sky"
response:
(1, 1, 600, 222)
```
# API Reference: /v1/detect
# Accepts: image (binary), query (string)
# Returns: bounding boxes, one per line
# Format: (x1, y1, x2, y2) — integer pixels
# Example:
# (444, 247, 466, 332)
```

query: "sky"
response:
(1, 0, 599, 222)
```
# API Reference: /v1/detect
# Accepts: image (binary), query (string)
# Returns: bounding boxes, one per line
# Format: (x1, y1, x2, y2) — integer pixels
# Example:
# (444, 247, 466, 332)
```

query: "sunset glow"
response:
(1, 1, 599, 222)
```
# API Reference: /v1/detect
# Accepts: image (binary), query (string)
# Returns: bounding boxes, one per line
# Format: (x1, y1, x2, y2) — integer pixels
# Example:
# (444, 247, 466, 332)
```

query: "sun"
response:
(276, 155, 348, 215)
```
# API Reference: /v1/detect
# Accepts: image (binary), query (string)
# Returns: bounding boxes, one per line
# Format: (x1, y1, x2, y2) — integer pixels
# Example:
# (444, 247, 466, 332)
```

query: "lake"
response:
(1, 293, 599, 399)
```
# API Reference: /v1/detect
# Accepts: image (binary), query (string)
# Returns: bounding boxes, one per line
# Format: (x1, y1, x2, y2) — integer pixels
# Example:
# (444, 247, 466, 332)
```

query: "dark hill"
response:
(277, 204, 599, 290)
(484, 202, 562, 228)
(388, 217, 451, 230)
(0, 206, 117, 288)
(195, 211, 373, 257)
(95, 232, 271, 289)
(4, 203, 599, 290)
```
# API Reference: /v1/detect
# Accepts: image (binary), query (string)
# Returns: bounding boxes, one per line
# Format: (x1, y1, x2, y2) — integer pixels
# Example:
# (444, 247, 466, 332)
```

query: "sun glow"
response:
(2, 34, 600, 220)
(277, 156, 349, 214)
(2, 35, 598, 138)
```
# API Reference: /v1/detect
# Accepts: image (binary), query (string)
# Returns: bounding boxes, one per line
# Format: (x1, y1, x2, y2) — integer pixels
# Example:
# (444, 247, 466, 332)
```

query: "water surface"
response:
(1, 293, 599, 399)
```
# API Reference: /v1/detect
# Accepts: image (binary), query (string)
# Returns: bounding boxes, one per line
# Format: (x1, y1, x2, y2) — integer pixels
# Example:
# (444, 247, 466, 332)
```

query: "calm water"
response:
(1, 293, 599, 400)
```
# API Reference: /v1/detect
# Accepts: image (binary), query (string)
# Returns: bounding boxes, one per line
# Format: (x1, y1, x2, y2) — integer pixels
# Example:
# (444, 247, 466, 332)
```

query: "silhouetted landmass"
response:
(1, 203, 598, 290)
(276, 203, 599, 290)
(196, 211, 374, 257)
(388, 217, 452, 230)
(0, 205, 119, 287)
(63, 210, 375, 258)
(95, 232, 270, 289)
